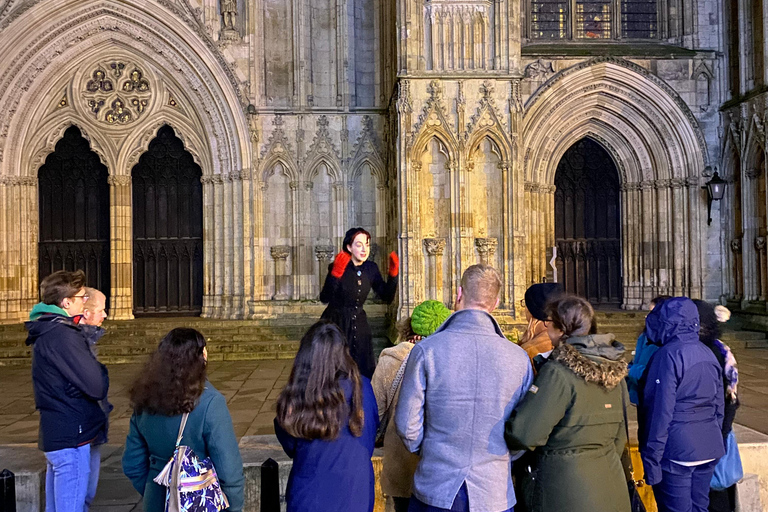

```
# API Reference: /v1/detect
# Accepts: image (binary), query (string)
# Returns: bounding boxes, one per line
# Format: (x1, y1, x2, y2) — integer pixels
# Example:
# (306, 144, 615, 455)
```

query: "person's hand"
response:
(388, 252, 399, 277)
(331, 252, 351, 278)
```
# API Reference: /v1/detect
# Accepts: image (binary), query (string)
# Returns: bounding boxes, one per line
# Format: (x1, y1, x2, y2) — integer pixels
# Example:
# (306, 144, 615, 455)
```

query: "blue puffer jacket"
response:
(639, 297, 725, 486)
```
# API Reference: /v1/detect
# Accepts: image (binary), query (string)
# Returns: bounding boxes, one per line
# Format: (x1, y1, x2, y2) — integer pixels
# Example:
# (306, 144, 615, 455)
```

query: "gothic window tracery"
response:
(529, 0, 657, 39)
(81, 62, 152, 124)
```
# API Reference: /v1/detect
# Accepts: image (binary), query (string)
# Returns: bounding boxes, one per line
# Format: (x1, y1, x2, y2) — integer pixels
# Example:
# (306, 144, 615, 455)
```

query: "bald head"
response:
(82, 288, 107, 326)
(455, 264, 502, 312)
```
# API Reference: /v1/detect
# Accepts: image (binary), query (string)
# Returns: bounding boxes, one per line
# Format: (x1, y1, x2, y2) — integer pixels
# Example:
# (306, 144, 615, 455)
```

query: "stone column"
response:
(756, 236, 767, 301)
(289, 181, 300, 300)
(201, 175, 216, 316)
(314, 245, 335, 297)
(743, 170, 760, 301)
(270, 245, 291, 300)
(108, 175, 134, 320)
(474, 237, 498, 266)
(423, 237, 446, 303)
(0, 176, 37, 322)
(731, 238, 743, 299)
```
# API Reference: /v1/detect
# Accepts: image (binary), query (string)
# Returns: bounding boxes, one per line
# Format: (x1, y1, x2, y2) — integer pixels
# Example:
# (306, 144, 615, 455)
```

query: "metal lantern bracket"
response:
(703, 171, 727, 226)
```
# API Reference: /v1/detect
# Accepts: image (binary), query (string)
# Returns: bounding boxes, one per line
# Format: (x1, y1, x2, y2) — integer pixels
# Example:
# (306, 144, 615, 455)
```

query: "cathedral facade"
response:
(0, 0, 756, 323)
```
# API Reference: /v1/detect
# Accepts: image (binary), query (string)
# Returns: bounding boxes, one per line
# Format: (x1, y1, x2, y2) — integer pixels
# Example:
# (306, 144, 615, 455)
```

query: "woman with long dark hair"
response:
(320, 227, 398, 378)
(505, 295, 630, 512)
(122, 328, 244, 512)
(274, 320, 379, 512)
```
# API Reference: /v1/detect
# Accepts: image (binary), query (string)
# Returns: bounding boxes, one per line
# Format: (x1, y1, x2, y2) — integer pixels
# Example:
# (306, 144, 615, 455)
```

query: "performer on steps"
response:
(320, 227, 398, 378)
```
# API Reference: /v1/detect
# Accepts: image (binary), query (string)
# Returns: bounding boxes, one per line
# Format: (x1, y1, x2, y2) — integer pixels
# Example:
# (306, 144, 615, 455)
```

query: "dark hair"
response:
(40, 270, 86, 306)
(276, 321, 364, 440)
(129, 328, 207, 416)
(693, 299, 721, 345)
(342, 227, 371, 254)
(545, 295, 594, 344)
(650, 295, 672, 308)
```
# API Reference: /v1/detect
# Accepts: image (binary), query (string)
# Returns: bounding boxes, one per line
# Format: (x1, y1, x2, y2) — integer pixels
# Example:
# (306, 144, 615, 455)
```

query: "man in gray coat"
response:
(395, 264, 534, 512)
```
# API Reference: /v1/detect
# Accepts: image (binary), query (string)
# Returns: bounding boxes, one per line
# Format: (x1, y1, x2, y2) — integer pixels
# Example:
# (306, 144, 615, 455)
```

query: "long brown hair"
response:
(545, 295, 594, 345)
(276, 321, 364, 440)
(129, 328, 207, 416)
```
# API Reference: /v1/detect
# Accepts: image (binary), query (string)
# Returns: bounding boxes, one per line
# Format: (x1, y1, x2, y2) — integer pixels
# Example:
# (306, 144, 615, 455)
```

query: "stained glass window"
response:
(531, 0, 568, 39)
(621, 0, 657, 38)
(575, 0, 611, 38)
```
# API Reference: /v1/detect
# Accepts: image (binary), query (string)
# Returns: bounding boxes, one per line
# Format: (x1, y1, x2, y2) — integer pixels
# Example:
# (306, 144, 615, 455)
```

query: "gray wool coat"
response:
(394, 308, 534, 512)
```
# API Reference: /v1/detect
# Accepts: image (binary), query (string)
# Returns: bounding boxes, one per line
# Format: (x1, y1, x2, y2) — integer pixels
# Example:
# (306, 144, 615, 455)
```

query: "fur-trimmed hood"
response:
(551, 335, 628, 390)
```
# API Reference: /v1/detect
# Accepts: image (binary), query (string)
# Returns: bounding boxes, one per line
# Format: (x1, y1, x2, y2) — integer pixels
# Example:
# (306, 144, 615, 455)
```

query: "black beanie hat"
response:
(524, 283, 564, 321)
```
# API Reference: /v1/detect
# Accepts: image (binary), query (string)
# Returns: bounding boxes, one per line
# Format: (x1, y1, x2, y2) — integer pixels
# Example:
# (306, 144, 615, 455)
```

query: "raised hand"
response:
(331, 251, 352, 278)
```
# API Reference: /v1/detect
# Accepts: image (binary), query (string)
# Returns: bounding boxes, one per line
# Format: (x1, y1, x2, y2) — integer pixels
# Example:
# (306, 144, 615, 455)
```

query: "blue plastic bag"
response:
(711, 430, 743, 490)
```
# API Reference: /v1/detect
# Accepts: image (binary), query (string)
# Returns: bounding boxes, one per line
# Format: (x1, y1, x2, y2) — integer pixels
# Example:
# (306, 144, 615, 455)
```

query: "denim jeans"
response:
(44, 444, 91, 512)
(652, 459, 719, 512)
(408, 482, 514, 512)
(85, 444, 101, 511)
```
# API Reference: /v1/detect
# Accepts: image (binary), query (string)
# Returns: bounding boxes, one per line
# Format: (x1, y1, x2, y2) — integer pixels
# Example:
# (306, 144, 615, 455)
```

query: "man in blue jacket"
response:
(25, 270, 110, 512)
(639, 297, 725, 512)
(395, 265, 533, 512)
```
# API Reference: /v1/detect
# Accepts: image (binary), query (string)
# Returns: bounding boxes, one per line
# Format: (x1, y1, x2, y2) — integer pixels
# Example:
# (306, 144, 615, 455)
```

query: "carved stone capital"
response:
(654, 179, 672, 189)
(475, 237, 498, 255)
(670, 178, 686, 189)
(270, 245, 291, 260)
(746, 167, 761, 180)
(685, 176, 700, 187)
(731, 238, 742, 253)
(289, 181, 299, 190)
(314, 245, 335, 261)
(639, 181, 654, 190)
(756, 236, 766, 253)
(108, 175, 131, 186)
(0, 175, 36, 186)
(423, 237, 447, 256)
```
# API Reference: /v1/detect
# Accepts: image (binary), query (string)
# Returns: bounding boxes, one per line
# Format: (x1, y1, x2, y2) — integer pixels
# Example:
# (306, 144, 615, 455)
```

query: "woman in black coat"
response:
(320, 227, 398, 378)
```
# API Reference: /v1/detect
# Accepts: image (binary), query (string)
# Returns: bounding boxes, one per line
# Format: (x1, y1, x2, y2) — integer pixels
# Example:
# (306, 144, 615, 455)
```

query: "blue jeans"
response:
(408, 482, 514, 512)
(85, 445, 101, 511)
(44, 444, 91, 512)
(652, 460, 718, 512)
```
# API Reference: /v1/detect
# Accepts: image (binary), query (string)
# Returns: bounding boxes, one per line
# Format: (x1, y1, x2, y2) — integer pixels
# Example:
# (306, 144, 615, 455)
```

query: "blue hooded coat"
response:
(639, 297, 725, 486)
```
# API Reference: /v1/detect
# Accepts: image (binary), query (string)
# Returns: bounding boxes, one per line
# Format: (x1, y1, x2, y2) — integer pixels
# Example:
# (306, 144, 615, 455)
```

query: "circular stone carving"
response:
(80, 59, 153, 125)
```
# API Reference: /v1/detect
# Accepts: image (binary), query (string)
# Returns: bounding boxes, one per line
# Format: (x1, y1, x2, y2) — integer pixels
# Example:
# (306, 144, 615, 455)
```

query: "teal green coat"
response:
(505, 335, 631, 512)
(122, 383, 244, 512)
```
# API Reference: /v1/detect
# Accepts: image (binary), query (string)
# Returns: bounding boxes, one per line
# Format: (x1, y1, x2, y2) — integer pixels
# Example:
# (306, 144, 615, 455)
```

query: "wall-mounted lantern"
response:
(705, 171, 726, 225)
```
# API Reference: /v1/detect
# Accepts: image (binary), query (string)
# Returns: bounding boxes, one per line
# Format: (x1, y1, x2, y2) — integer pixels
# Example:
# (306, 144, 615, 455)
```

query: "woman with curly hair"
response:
(275, 320, 379, 512)
(504, 295, 631, 512)
(121, 328, 244, 512)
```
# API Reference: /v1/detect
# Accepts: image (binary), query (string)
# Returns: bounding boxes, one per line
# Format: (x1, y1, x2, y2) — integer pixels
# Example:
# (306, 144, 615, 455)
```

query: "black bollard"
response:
(0, 469, 16, 512)
(260, 458, 280, 512)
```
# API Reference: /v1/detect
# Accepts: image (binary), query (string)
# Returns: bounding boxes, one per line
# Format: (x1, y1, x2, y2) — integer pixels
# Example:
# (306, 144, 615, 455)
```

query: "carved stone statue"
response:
(221, 0, 237, 30)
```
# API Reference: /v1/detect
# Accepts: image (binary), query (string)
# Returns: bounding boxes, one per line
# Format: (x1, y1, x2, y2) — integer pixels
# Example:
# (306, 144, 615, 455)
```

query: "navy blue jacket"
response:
(274, 377, 379, 512)
(25, 312, 109, 452)
(639, 297, 725, 485)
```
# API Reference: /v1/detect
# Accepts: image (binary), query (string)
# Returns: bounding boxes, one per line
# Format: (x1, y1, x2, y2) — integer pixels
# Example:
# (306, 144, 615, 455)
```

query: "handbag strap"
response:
(620, 385, 637, 479)
(384, 352, 411, 412)
(175, 412, 189, 448)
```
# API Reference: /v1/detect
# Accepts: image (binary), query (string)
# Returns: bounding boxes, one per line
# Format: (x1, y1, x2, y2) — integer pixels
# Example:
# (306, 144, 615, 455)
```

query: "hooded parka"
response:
(639, 297, 725, 487)
(504, 334, 631, 512)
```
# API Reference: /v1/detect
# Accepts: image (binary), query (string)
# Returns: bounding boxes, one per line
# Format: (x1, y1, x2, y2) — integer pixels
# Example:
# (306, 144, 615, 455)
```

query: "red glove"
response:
(331, 251, 351, 278)
(388, 252, 399, 277)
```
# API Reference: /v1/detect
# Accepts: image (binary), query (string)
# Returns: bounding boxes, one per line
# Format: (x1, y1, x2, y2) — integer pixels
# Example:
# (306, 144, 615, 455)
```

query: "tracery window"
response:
(530, 0, 657, 39)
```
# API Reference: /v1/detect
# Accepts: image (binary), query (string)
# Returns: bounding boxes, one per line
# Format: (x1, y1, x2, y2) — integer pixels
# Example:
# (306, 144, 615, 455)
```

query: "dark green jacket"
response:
(122, 383, 244, 512)
(505, 335, 631, 512)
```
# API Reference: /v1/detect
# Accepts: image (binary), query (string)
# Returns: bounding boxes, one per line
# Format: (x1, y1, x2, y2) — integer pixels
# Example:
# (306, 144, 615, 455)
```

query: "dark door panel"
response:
(132, 125, 203, 316)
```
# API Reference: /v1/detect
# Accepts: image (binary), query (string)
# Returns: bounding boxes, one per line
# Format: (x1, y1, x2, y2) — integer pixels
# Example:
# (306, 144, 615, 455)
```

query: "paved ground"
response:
(2, 348, 768, 510)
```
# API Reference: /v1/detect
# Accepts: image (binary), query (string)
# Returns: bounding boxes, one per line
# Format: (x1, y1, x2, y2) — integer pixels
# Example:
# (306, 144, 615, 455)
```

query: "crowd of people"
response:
(24, 227, 739, 512)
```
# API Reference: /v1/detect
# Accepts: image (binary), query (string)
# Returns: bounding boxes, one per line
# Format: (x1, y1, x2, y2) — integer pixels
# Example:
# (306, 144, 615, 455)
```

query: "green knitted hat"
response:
(411, 300, 452, 337)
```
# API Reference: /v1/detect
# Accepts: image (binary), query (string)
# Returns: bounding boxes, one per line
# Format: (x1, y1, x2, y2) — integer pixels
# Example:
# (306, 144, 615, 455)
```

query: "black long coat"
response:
(320, 260, 397, 378)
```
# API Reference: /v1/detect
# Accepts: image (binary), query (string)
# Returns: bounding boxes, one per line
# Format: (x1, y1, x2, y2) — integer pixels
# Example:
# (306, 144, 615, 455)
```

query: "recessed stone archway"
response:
(522, 58, 709, 308)
(0, 1, 251, 321)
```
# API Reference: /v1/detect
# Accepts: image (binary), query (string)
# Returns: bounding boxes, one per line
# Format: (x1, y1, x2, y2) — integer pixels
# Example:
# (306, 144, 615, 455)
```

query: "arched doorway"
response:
(554, 137, 622, 306)
(132, 125, 203, 316)
(38, 126, 110, 305)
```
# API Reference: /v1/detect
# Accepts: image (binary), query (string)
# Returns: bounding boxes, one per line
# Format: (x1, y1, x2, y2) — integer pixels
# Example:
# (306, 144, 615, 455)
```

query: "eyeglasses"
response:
(70, 293, 89, 302)
(519, 299, 526, 308)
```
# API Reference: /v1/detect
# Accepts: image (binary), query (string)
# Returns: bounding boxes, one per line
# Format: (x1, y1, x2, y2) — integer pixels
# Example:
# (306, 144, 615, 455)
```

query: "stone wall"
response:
(0, 0, 749, 322)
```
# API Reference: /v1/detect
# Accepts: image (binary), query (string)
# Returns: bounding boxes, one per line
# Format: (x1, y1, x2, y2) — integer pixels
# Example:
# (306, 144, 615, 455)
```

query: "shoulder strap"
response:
(175, 412, 189, 448)
(620, 384, 635, 478)
(385, 352, 411, 411)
